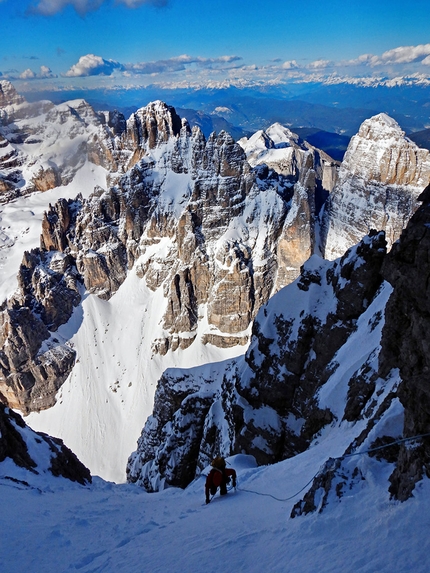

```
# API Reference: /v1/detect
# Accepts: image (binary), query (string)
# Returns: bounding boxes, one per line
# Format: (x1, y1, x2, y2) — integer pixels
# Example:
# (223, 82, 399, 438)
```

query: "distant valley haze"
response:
(1, 0, 430, 144)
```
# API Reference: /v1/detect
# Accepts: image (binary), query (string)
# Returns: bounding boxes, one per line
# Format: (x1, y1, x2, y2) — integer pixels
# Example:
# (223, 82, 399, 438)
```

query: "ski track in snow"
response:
(1, 453, 430, 573)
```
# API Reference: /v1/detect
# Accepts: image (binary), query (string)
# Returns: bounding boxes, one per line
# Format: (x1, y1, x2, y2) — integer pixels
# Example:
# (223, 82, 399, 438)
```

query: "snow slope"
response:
(26, 269, 244, 483)
(0, 162, 107, 301)
(1, 452, 429, 573)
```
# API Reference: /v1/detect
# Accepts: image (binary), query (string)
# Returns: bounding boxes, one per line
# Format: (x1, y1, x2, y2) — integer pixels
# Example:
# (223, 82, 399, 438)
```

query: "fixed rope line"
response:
(340, 432, 430, 459)
(235, 432, 430, 503)
(237, 466, 324, 503)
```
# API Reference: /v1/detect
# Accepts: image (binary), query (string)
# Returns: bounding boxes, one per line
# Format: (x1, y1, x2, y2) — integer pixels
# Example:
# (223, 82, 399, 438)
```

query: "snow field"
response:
(1, 450, 430, 573)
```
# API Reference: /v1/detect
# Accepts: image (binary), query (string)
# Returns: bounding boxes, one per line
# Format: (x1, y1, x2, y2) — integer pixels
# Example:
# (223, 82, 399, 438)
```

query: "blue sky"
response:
(1, 0, 430, 91)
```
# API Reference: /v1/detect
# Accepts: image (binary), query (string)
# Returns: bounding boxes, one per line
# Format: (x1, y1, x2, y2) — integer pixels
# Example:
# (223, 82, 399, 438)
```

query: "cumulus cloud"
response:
(344, 53, 378, 67)
(344, 44, 430, 68)
(64, 53, 242, 77)
(39, 65, 56, 77)
(20, 68, 37, 79)
(30, 0, 168, 15)
(377, 44, 430, 65)
(282, 60, 299, 70)
(65, 54, 124, 77)
(12, 65, 57, 80)
(308, 59, 332, 70)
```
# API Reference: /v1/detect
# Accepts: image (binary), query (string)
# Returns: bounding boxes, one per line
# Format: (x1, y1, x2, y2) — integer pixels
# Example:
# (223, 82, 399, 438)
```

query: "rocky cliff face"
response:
(239, 122, 338, 193)
(0, 98, 330, 413)
(0, 81, 124, 202)
(2, 82, 430, 483)
(0, 403, 91, 485)
(0, 201, 81, 413)
(126, 230, 389, 489)
(128, 184, 430, 507)
(320, 113, 430, 259)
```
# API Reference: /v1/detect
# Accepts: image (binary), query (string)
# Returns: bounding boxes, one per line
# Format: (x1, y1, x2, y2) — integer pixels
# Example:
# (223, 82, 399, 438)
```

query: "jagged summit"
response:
(0, 80, 25, 107)
(265, 122, 301, 145)
(320, 113, 430, 259)
(341, 112, 428, 185)
(2, 81, 430, 483)
(128, 181, 430, 507)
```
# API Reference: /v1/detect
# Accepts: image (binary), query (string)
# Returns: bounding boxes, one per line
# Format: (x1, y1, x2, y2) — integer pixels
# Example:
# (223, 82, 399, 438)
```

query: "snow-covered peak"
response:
(266, 122, 300, 146)
(356, 112, 405, 143)
(338, 112, 430, 187)
(239, 122, 338, 190)
(133, 100, 181, 129)
(45, 98, 103, 128)
(239, 122, 301, 157)
(238, 129, 274, 153)
(320, 112, 430, 260)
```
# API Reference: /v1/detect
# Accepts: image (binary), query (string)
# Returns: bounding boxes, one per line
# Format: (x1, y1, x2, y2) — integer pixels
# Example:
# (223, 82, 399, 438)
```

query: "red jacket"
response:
(205, 467, 236, 501)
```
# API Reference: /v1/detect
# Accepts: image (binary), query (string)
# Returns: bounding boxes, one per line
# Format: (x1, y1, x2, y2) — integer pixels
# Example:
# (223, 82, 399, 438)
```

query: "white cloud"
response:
(31, 0, 103, 15)
(30, 0, 168, 15)
(282, 60, 299, 70)
(308, 59, 332, 70)
(344, 53, 379, 67)
(118, 0, 168, 6)
(63, 53, 242, 77)
(65, 54, 124, 77)
(377, 44, 430, 65)
(422, 55, 430, 66)
(39, 65, 56, 78)
(344, 44, 430, 68)
(13, 65, 57, 80)
(20, 68, 37, 79)
(128, 54, 242, 74)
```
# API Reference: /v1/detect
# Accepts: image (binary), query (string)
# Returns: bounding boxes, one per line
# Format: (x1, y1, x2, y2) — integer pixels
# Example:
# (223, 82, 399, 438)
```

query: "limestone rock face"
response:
(127, 232, 388, 490)
(0, 106, 327, 411)
(128, 185, 430, 509)
(31, 166, 61, 192)
(123, 101, 182, 162)
(0, 80, 25, 108)
(377, 184, 430, 501)
(289, 186, 430, 515)
(320, 114, 430, 259)
(0, 199, 82, 413)
(0, 403, 91, 485)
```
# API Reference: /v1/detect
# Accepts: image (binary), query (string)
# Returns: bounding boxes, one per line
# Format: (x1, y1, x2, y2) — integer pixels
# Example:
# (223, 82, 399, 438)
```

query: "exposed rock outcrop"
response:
(320, 114, 430, 259)
(126, 182, 430, 508)
(0, 80, 25, 108)
(127, 231, 388, 490)
(377, 183, 430, 501)
(0, 403, 91, 485)
(0, 105, 325, 412)
(0, 199, 82, 413)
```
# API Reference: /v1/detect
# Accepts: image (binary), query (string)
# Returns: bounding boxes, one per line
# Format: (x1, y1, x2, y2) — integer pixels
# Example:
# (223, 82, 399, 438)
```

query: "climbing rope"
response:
(341, 432, 430, 459)
(237, 467, 323, 503)
(235, 432, 430, 503)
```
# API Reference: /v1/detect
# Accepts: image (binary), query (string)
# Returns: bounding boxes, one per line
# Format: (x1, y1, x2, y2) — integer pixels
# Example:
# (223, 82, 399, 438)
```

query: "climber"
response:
(205, 456, 237, 504)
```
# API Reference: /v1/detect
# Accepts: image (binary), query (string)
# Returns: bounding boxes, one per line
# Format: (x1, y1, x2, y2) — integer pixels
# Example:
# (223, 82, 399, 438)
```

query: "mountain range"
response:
(0, 77, 430, 541)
